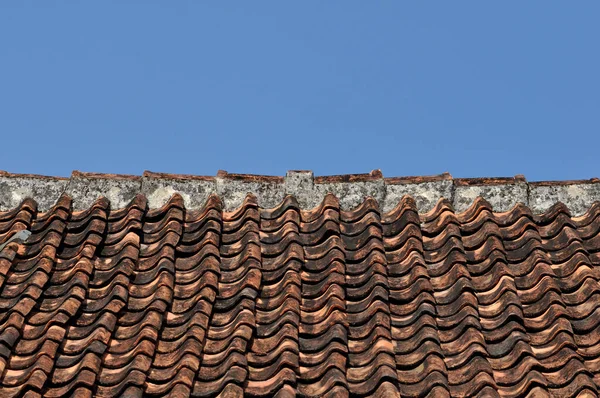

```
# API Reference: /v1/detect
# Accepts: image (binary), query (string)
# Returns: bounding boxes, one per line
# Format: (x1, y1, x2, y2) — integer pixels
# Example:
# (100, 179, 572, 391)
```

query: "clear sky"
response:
(1, 2, 598, 181)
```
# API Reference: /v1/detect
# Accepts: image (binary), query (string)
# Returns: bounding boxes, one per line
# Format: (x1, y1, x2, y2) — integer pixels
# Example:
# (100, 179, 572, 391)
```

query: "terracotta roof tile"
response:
(314, 169, 383, 183)
(384, 171, 452, 184)
(1, 171, 600, 396)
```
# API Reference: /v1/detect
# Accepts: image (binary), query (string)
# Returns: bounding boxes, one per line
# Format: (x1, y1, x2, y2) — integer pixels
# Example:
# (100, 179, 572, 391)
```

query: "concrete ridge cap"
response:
(0, 170, 599, 215)
(2, 170, 599, 186)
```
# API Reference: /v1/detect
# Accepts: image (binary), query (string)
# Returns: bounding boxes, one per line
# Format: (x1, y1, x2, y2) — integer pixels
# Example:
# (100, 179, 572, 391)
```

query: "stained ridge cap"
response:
(0, 170, 598, 215)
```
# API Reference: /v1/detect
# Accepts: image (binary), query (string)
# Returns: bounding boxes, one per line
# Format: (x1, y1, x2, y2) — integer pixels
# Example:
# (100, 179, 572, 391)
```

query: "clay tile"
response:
(530, 178, 600, 186)
(385, 172, 452, 184)
(143, 170, 214, 181)
(314, 170, 383, 183)
(72, 170, 141, 180)
(217, 171, 284, 183)
(0, 171, 69, 180)
(454, 176, 522, 186)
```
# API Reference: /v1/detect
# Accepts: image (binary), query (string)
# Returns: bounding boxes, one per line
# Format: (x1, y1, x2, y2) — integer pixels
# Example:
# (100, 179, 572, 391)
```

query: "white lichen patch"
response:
(530, 183, 600, 215)
(142, 177, 216, 209)
(145, 186, 189, 208)
(11, 186, 33, 204)
(0, 176, 68, 211)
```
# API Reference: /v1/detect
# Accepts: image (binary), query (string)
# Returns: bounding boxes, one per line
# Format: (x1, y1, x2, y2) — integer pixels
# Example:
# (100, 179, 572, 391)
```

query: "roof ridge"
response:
(0, 169, 599, 215)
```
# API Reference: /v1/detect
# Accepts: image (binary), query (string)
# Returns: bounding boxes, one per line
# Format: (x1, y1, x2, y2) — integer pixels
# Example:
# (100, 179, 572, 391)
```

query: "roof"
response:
(0, 170, 600, 397)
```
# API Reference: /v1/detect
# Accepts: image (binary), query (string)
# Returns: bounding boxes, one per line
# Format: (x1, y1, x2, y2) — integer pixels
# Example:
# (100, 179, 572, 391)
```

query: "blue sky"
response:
(1, 2, 598, 181)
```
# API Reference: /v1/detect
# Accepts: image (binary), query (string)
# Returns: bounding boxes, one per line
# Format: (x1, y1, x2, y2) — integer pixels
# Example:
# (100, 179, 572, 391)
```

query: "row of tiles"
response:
(1, 170, 600, 214)
(1, 193, 600, 396)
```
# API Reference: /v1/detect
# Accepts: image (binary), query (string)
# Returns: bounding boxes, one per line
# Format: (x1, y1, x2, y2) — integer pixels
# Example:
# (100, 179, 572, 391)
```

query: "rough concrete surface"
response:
(142, 176, 217, 209)
(66, 174, 141, 211)
(1, 171, 599, 215)
(384, 180, 454, 213)
(284, 171, 316, 209)
(454, 183, 528, 213)
(216, 178, 286, 211)
(530, 182, 600, 216)
(0, 175, 68, 212)
(314, 180, 386, 211)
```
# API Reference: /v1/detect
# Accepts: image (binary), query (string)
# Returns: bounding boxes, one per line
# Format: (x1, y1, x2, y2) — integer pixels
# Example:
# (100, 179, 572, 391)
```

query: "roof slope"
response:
(1, 188, 600, 397)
